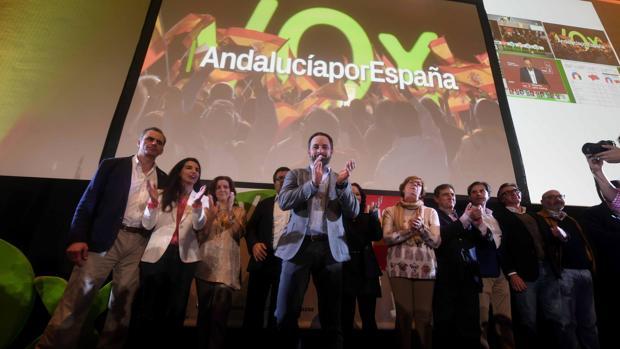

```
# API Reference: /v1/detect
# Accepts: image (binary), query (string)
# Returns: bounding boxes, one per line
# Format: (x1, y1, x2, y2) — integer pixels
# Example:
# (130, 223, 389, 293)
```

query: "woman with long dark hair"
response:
(195, 175, 246, 349)
(136, 157, 207, 347)
(341, 183, 383, 339)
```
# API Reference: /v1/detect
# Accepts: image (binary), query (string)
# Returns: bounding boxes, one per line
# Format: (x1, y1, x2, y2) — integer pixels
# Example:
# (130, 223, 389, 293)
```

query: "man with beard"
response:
(537, 190, 599, 349)
(275, 131, 359, 349)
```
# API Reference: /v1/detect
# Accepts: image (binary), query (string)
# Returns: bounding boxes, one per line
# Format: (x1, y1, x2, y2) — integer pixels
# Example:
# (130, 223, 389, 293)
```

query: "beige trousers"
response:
(37, 230, 147, 349)
(479, 273, 515, 349)
(389, 277, 434, 349)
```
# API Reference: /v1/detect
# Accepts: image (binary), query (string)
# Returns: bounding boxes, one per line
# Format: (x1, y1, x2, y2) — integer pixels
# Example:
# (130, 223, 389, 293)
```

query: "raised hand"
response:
(206, 194, 219, 220)
(192, 185, 207, 206)
(462, 203, 478, 226)
(469, 205, 483, 222)
(336, 159, 356, 185)
(367, 203, 377, 214)
(312, 155, 324, 186)
(146, 179, 159, 205)
(409, 216, 424, 232)
(463, 202, 473, 215)
(227, 192, 235, 212)
(586, 155, 603, 173)
(595, 144, 620, 163)
(471, 205, 484, 227)
(369, 196, 382, 214)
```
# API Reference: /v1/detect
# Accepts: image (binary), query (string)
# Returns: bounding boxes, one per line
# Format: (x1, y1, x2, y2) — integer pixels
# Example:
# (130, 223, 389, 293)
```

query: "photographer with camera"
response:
(584, 140, 620, 212)
(582, 139, 620, 347)
(592, 142, 620, 164)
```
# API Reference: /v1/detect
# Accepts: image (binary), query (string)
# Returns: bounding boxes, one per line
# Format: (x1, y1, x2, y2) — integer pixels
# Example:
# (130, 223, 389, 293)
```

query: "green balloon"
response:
(34, 276, 67, 315)
(0, 239, 35, 349)
(236, 189, 276, 209)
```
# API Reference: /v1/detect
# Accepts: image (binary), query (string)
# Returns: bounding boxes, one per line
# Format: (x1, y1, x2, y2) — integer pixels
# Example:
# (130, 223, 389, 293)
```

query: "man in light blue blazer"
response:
(275, 131, 359, 349)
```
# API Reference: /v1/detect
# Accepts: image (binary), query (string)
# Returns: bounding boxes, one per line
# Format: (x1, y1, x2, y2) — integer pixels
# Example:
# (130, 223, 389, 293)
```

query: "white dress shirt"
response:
(272, 194, 290, 249)
(122, 155, 158, 228)
(478, 207, 502, 248)
(527, 68, 538, 84)
(307, 166, 330, 235)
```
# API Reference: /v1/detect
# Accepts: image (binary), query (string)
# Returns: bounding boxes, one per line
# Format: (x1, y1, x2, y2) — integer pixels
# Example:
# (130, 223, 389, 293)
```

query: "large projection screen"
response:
(484, 0, 620, 206)
(116, 0, 517, 194)
(0, 0, 151, 180)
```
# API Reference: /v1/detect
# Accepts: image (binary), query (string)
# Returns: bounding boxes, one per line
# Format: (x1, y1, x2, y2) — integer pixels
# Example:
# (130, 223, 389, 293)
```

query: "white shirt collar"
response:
(309, 163, 330, 181)
(506, 205, 526, 214)
(134, 155, 156, 176)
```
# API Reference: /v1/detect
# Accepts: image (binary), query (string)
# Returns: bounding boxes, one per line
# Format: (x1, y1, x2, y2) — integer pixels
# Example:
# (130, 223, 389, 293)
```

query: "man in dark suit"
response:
(432, 184, 482, 349)
(243, 166, 290, 333)
(519, 58, 548, 85)
(37, 127, 168, 349)
(275, 131, 359, 349)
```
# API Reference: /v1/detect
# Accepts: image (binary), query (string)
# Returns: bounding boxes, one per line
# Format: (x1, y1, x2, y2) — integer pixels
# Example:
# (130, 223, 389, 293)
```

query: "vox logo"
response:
(185, 0, 437, 98)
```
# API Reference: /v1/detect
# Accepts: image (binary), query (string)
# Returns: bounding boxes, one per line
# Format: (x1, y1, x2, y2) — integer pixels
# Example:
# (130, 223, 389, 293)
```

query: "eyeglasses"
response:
(274, 176, 286, 182)
(544, 194, 565, 200)
(499, 188, 520, 197)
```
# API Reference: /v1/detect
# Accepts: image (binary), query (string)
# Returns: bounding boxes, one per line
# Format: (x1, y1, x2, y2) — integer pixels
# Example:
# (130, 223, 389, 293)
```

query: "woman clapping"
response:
(195, 176, 245, 349)
(137, 157, 207, 347)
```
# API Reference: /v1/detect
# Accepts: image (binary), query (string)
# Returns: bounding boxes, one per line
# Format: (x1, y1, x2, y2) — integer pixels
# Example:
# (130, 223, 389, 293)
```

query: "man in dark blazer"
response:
(432, 184, 482, 349)
(243, 166, 290, 333)
(275, 132, 359, 349)
(519, 58, 549, 85)
(37, 127, 168, 349)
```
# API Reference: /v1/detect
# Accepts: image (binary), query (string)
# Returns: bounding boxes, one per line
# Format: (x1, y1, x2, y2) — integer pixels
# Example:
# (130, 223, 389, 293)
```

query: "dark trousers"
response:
(512, 262, 563, 349)
(243, 260, 281, 331)
(341, 293, 378, 333)
(133, 244, 197, 348)
(275, 239, 343, 349)
(196, 280, 233, 349)
(432, 280, 481, 349)
(341, 292, 378, 348)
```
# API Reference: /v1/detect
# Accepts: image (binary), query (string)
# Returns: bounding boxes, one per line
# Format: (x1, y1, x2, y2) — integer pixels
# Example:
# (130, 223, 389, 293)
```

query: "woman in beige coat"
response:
(195, 175, 245, 349)
(383, 175, 441, 349)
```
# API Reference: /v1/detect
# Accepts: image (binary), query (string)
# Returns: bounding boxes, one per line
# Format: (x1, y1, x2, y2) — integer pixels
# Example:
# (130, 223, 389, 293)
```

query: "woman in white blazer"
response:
(134, 157, 207, 347)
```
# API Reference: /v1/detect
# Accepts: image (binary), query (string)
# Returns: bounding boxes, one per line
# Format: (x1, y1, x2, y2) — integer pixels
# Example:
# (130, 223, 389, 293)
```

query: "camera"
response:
(582, 140, 615, 155)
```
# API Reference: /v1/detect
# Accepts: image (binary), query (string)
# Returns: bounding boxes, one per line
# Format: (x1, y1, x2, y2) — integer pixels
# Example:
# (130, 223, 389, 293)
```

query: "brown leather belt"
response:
(120, 224, 148, 234)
